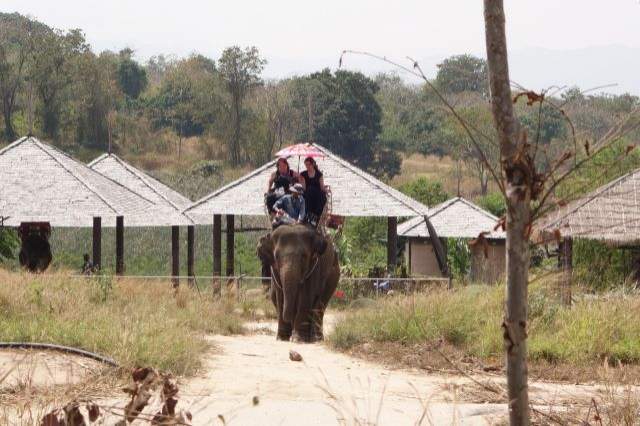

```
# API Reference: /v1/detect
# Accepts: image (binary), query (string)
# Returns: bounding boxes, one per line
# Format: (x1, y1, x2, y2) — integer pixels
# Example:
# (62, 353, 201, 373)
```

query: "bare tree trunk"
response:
(2, 103, 16, 141)
(484, 1, 530, 424)
(232, 95, 242, 165)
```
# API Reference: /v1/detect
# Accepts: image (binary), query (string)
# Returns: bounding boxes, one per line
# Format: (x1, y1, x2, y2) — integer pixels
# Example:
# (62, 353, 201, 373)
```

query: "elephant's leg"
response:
(311, 300, 326, 342)
(292, 291, 313, 343)
(273, 286, 292, 341)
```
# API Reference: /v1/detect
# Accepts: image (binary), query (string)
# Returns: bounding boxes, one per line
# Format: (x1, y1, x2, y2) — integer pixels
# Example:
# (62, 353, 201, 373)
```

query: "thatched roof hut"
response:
(88, 153, 193, 226)
(535, 169, 640, 246)
(185, 143, 429, 221)
(398, 197, 505, 282)
(398, 197, 504, 239)
(0, 137, 153, 227)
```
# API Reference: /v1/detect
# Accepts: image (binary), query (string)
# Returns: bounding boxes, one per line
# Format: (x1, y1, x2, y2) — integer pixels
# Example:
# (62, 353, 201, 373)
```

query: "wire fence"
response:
(72, 274, 452, 302)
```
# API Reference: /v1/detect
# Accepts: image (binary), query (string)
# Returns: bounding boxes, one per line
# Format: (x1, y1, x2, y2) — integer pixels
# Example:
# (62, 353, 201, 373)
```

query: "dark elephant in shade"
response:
(257, 224, 340, 342)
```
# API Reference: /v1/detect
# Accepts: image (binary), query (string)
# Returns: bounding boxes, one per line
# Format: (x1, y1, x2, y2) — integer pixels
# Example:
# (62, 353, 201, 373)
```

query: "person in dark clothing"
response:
(265, 157, 300, 214)
(300, 156, 328, 225)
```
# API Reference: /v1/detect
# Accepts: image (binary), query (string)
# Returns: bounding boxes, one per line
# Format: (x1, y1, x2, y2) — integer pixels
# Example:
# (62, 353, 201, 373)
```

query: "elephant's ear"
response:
(312, 233, 328, 256)
(257, 233, 275, 265)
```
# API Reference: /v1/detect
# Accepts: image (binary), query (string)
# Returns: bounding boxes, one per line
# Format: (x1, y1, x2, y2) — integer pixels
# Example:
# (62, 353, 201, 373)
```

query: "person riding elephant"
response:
(257, 224, 340, 342)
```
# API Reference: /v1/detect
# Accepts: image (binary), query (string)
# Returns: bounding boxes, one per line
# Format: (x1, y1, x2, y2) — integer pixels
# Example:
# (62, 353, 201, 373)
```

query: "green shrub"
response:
(0, 227, 19, 261)
(398, 177, 449, 207)
(573, 239, 632, 290)
(476, 191, 506, 217)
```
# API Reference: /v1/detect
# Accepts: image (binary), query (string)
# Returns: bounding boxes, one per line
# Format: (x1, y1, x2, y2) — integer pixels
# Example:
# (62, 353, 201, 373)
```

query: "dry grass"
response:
(391, 153, 497, 197)
(329, 282, 640, 381)
(0, 270, 245, 376)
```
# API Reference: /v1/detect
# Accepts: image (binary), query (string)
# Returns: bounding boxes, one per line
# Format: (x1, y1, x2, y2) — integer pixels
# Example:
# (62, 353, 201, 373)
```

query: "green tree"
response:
(0, 13, 42, 140)
(435, 54, 488, 95)
(399, 177, 449, 207)
(72, 50, 119, 148)
(149, 54, 221, 157)
(218, 46, 266, 165)
(296, 69, 396, 175)
(116, 49, 148, 100)
(30, 27, 88, 139)
(439, 105, 498, 195)
(375, 73, 445, 156)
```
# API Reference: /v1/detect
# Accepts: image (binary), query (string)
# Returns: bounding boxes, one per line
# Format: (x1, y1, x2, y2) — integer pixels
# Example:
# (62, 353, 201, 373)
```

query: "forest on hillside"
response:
(1, 11, 640, 201)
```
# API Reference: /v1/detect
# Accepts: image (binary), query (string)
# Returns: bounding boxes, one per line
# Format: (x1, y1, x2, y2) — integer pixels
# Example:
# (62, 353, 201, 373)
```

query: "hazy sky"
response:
(3, 0, 640, 92)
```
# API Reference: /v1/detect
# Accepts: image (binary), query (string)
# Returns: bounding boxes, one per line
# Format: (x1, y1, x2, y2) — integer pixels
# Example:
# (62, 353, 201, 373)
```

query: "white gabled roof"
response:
(0, 136, 154, 227)
(185, 143, 430, 223)
(534, 168, 640, 246)
(398, 197, 505, 239)
(89, 153, 193, 226)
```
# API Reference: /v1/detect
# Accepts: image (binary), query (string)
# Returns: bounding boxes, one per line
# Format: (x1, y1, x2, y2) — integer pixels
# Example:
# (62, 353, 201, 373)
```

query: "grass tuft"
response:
(0, 271, 245, 376)
(329, 283, 640, 367)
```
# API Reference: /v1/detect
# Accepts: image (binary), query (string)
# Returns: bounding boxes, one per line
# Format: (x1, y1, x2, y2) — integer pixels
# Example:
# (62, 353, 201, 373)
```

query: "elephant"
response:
(257, 224, 340, 342)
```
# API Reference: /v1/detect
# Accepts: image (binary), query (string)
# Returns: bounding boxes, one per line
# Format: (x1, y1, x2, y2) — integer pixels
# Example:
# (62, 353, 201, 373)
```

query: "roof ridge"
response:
(541, 168, 640, 230)
(36, 141, 158, 206)
(314, 144, 429, 216)
(397, 215, 425, 235)
(87, 152, 109, 167)
(29, 138, 120, 215)
(0, 136, 28, 156)
(457, 197, 500, 221)
(102, 154, 192, 216)
(185, 159, 277, 214)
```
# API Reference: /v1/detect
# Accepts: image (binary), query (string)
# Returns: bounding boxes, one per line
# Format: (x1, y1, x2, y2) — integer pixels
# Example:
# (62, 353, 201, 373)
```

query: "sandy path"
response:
(177, 317, 597, 425)
(0, 316, 607, 425)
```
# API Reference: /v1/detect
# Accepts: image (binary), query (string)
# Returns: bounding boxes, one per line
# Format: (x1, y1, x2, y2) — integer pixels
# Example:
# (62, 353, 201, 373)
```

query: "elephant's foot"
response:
(291, 333, 310, 343)
(277, 322, 292, 341)
(291, 329, 315, 343)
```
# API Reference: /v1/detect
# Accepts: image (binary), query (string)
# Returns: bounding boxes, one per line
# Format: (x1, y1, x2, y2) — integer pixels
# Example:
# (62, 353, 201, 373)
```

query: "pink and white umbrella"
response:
(275, 143, 324, 159)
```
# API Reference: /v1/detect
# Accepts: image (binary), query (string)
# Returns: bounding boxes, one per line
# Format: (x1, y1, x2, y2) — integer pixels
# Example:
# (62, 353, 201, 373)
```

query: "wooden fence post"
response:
(387, 217, 397, 274)
(92, 217, 101, 270)
(226, 215, 235, 277)
(187, 225, 195, 287)
(212, 214, 222, 295)
(171, 226, 180, 288)
(115, 216, 124, 276)
(560, 237, 573, 306)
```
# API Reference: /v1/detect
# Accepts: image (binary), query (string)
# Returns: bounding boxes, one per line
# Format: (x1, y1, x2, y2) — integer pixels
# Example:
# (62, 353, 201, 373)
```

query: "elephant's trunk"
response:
(280, 266, 302, 324)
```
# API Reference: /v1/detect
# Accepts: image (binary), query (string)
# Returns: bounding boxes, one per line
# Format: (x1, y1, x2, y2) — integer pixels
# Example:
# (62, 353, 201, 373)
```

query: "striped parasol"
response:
(275, 143, 324, 159)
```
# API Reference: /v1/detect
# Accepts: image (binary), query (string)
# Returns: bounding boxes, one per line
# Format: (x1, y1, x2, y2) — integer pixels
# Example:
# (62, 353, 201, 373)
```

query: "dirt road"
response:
(0, 316, 602, 425)
(178, 318, 594, 425)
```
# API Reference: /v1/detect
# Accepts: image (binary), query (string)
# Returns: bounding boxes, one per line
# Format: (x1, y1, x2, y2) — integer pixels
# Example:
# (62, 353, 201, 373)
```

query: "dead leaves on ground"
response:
(40, 367, 192, 425)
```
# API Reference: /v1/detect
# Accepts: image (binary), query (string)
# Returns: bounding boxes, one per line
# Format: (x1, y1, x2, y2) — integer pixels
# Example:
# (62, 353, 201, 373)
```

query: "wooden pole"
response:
(560, 237, 573, 306)
(115, 216, 124, 275)
(212, 214, 222, 295)
(226, 215, 235, 276)
(187, 225, 195, 287)
(387, 217, 397, 274)
(171, 226, 179, 288)
(92, 217, 101, 270)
